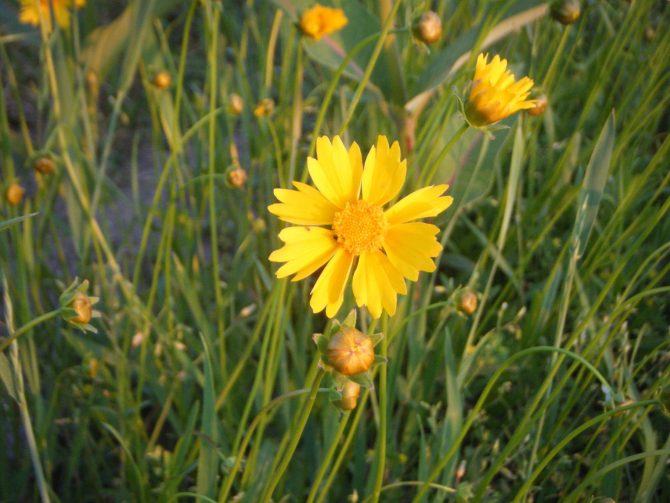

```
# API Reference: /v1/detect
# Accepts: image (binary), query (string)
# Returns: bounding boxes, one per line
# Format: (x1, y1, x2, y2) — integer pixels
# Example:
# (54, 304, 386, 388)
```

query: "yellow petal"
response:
(310, 248, 354, 318)
(384, 184, 453, 224)
(352, 251, 406, 318)
(268, 181, 337, 225)
(269, 227, 338, 280)
(382, 223, 442, 281)
(307, 136, 361, 208)
(362, 135, 407, 206)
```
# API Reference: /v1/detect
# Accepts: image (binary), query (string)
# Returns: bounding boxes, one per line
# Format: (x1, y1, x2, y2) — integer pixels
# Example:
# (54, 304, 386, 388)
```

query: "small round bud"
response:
(35, 157, 56, 175)
(551, 0, 581, 25)
(6, 182, 25, 206)
(458, 291, 478, 316)
(72, 292, 93, 325)
(327, 327, 374, 376)
(415, 12, 442, 44)
(228, 167, 247, 189)
(527, 94, 549, 117)
(229, 93, 244, 115)
(644, 27, 656, 42)
(336, 380, 361, 411)
(254, 98, 275, 118)
(153, 71, 172, 90)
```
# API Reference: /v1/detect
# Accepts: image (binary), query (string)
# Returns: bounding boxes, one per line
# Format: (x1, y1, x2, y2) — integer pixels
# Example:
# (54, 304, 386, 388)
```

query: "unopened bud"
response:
(527, 94, 549, 117)
(551, 0, 581, 25)
(458, 291, 478, 315)
(254, 98, 275, 118)
(153, 71, 172, 90)
(336, 380, 361, 411)
(72, 292, 93, 324)
(415, 12, 442, 44)
(35, 157, 56, 175)
(229, 93, 244, 115)
(228, 167, 247, 188)
(327, 327, 374, 376)
(6, 182, 25, 206)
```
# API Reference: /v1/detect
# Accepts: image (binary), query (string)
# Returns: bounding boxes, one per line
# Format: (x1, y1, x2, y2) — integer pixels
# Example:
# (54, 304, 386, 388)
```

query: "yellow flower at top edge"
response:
(268, 136, 453, 319)
(465, 53, 536, 127)
(300, 4, 348, 41)
(19, 0, 86, 32)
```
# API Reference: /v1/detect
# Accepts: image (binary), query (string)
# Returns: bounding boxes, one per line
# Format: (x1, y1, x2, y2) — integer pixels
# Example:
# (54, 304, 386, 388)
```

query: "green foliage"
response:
(1, 0, 669, 502)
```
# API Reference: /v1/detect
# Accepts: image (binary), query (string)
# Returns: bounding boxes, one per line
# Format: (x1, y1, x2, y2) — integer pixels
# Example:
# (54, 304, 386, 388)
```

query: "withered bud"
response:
(551, 0, 581, 25)
(415, 11, 442, 44)
(326, 327, 374, 376)
(153, 71, 172, 90)
(458, 291, 478, 316)
(335, 380, 361, 411)
(527, 94, 549, 117)
(6, 182, 25, 206)
(35, 157, 56, 175)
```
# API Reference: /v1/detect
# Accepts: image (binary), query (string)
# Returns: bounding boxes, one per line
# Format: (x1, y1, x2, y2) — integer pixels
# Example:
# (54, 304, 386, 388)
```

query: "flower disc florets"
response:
(332, 200, 386, 255)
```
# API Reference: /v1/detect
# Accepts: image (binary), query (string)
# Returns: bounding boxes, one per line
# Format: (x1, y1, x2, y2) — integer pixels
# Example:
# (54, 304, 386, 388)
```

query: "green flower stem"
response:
(0, 309, 60, 353)
(305, 411, 352, 503)
(420, 123, 469, 186)
(260, 368, 326, 502)
(371, 314, 389, 502)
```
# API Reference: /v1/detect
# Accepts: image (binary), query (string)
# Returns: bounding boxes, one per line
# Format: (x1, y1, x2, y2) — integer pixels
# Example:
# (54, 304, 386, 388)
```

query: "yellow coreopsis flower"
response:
(300, 4, 348, 40)
(465, 53, 535, 127)
(19, 0, 86, 31)
(268, 136, 453, 319)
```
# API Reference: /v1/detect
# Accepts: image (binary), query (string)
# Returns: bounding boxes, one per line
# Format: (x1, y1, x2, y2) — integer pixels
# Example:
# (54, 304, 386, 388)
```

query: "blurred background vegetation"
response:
(1, 0, 669, 501)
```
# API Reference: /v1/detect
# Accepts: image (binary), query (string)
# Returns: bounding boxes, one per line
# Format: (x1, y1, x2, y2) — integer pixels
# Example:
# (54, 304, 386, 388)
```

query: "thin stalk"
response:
(371, 314, 389, 502)
(419, 123, 469, 186)
(260, 369, 326, 501)
(0, 310, 60, 353)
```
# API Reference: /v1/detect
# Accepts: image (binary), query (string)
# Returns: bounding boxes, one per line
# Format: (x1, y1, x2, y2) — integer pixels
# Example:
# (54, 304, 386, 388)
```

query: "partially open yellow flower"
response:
(268, 135, 453, 318)
(466, 53, 535, 126)
(19, 0, 86, 31)
(300, 4, 348, 40)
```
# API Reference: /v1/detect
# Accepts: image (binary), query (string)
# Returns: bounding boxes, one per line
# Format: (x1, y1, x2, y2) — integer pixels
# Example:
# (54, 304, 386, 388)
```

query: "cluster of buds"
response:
(313, 310, 385, 411)
(59, 278, 100, 333)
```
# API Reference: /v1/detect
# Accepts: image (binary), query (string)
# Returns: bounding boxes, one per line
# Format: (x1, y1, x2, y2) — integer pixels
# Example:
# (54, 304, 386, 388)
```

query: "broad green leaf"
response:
(571, 111, 616, 259)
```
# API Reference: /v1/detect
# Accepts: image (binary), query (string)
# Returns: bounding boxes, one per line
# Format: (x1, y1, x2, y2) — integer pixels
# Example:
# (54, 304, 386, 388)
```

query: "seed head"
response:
(415, 12, 442, 44)
(551, 0, 581, 25)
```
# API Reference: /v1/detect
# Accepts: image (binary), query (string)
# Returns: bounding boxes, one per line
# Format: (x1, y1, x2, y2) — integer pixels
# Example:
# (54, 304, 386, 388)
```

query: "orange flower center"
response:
(332, 200, 386, 255)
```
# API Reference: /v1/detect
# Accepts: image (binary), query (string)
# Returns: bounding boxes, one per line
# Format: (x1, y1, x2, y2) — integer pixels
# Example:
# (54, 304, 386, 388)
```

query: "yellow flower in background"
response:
(269, 136, 453, 319)
(19, 0, 86, 31)
(300, 4, 348, 40)
(466, 53, 535, 126)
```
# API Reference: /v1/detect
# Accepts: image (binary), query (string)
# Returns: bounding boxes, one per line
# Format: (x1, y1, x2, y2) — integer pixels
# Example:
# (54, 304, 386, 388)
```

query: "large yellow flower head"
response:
(269, 136, 453, 319)
(465, 53, 535, 126)
(299, 4, 348, 40)
(19, 0, 86, 32)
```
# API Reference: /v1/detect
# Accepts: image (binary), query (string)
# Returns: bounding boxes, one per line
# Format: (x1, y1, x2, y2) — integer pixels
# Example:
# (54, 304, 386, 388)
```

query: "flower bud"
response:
(254, 98, 275, 118)
(227, 167, 247, 189)
(527, 94, 549, 117)
(6, 182, 25, 206)
(644, 27, 656, 42)
(60, 279, 100, 332)
(229, 93, 244, 115)
(35, 157, 56, 175)
(551, 0, 581, 25)
(458, 291, 478, 316)
(326, 327, 374, 376)
(153, 70, 172, 90)
(335, 380, 361, 411)
(72, 292, 93, 324)
(415, 12, 442, 45)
